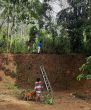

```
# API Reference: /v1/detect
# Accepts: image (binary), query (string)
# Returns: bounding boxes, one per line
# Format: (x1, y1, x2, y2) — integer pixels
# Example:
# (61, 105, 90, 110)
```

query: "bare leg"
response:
(35, 94, 41, 102)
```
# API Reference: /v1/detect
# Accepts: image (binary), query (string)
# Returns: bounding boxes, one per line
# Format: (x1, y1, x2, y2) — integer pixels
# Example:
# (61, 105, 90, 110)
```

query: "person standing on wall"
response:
(37, 41, 42, 54)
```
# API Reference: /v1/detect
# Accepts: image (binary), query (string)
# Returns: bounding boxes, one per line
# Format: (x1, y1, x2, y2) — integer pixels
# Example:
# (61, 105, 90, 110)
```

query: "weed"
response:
(42, 93, 54, 105)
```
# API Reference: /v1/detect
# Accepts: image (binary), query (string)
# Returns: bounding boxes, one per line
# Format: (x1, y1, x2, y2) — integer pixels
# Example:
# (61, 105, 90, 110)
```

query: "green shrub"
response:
(11, 70, 17, 78)
(77, 56, 91, 81)
(43, 93, 54, 105)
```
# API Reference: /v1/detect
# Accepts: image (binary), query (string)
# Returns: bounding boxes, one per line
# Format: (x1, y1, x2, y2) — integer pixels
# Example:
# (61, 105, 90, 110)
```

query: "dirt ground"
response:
(0, 74, 91, 110)
(0, 91, 91, 110)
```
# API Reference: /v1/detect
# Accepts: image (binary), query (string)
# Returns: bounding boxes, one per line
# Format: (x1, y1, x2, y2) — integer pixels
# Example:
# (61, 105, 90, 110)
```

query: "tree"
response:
(27, 0, 52, 47)
(57, 0, 91, 53)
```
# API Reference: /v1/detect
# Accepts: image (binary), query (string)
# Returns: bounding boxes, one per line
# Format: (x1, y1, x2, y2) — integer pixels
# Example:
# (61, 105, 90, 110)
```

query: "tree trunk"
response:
(7, 15, 10, 53)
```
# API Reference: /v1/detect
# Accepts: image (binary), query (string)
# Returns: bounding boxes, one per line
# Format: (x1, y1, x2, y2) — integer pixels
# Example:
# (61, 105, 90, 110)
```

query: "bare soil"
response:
(0, 91, 91, 110)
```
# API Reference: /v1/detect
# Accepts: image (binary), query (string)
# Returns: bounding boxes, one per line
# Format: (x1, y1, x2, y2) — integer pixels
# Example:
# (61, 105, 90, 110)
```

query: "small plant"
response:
(11, 70, 17, 78)
(42, 93, 54, 105)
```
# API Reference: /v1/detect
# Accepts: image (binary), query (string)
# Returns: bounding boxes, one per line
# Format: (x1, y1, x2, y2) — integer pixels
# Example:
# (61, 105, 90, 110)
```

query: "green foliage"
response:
(77, 74, 91, 81)
(55, 36, 70, 54)
(11, 70, 17, 78)
(77, 56, 91, 81)
(0, 34, 29, 53)
(79, 64, 91, 72)
(0, 34, 7, 52)
(43, 93, 54, 105)
(57, 0, 91, 54)
(28, 26, 71, 54)
(11, 39, 29, 53)
(0, 0, 91, 54)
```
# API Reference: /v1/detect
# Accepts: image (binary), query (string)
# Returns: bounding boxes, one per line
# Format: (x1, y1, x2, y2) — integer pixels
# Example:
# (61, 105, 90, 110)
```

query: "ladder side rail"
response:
(40, 66, 52, 92)
(40, 66, 49, 91)
(42, 74, 49, 91)
(40, 66, 52, 90)
(42, 66, 53, 92)
(41, 66, 52, 92)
